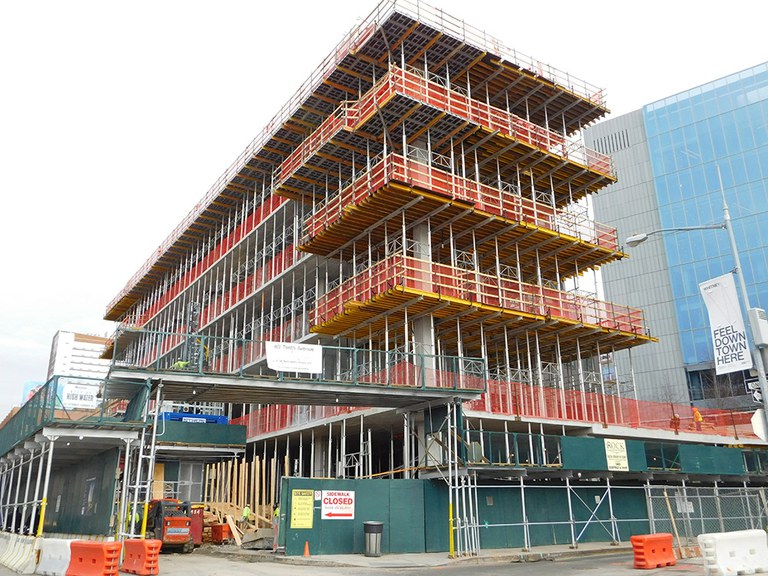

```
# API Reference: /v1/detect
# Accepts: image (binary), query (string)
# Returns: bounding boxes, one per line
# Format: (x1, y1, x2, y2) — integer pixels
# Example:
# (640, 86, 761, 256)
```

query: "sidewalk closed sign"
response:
(321, 490, 355, 520)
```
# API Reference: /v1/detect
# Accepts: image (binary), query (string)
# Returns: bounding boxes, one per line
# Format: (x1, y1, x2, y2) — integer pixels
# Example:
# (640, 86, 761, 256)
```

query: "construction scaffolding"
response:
(94, 0, 766, 556)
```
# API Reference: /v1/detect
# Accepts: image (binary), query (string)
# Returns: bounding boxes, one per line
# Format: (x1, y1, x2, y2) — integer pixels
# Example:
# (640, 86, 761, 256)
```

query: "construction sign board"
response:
(291, 489, 314, 529)
(320, 490, 355, 520)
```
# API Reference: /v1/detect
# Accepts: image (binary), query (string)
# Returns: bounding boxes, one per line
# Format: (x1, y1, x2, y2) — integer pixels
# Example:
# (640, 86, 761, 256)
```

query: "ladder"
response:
(117, 381, 163, 541)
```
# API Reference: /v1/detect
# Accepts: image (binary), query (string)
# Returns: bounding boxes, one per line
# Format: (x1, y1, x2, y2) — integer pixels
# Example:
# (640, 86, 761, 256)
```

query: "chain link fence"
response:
(647, 485, 768, 546)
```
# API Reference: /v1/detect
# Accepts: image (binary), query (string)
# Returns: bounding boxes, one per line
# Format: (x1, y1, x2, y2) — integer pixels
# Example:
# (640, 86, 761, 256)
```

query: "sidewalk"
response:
(204, 540, 650, 569)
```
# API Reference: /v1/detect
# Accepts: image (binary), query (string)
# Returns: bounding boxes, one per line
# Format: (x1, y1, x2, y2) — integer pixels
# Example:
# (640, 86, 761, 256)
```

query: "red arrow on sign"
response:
(325, 512, 353, 517)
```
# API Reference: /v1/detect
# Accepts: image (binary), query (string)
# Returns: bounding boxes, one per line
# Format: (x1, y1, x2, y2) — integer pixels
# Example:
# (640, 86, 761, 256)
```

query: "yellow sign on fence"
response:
(291, 489, 314, 529)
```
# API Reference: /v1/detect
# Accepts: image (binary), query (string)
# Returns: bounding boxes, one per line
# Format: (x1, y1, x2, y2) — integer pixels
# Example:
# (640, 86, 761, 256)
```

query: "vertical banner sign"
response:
(699, 273, 753, 375)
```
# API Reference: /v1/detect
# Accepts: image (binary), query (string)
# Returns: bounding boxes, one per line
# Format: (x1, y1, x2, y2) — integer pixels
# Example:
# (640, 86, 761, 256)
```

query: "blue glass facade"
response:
(643, 63, 768, 382)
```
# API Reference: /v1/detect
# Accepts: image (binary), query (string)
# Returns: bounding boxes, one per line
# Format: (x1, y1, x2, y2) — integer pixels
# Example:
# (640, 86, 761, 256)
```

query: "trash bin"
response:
(190, 505, 204, 545)
(363, 521, 384, 557)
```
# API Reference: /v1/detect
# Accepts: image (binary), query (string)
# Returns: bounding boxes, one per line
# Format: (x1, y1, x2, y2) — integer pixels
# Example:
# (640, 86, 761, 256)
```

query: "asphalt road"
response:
(154, 550, 706, 576)
(0, 549, 706, 575)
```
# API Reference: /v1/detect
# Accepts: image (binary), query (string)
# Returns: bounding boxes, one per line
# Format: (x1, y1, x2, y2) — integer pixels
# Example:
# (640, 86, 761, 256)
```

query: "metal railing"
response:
(0, 376, 138, 458)
(111, 329, 486, 393)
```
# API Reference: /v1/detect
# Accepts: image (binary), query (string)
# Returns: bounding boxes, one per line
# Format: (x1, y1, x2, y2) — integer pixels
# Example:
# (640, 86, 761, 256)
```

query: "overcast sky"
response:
(0, 0, 764, 418)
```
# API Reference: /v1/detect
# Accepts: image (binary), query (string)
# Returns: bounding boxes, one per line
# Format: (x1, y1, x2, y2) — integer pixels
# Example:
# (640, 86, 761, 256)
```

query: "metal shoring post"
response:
(478, 420, 484, 463)
(452, 400, 462, 556)
(341, 418, 347, 479)
(744, 480, 758, 530)
(472, 471, 481, 555)
(20, 446, 35, 534)
(367, 428, 372, 478)
(459, 474, 468, 555)
(119, 438, 133, 539)
(681, 479, 695, 547)
(565, 475, 577, 549)
(36, 436, 56, 537)
(310, 429, 315, 478)
(737, 481, 749, 530)
(0, 463, 6, 529)
(644, 479, 656, 533)
(327, 423, 332, 477)
(504, 421, 510, 464)
(139, 379, 163, 538)
(402, 413, 410, 479)
(10, 452, 25, 533)
(605, 477, 619, 544)
(628, 348, 639, 425)
(468, 474, 477, 555)
(447, 402, 455, 558)
(555, 334, 566, 419)
(714, 482, 724, 532)
(520, 475, 530, 551)
(3, 458, 15, 530)
(298, 432, 303, 478)
(359, 414, 364, 478)
(610, 346, 624, 423)
(596, 341, 609, 426)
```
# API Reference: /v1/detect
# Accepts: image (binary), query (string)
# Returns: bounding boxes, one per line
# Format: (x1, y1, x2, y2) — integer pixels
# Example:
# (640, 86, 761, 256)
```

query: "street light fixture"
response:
(625, 170, 768, 438)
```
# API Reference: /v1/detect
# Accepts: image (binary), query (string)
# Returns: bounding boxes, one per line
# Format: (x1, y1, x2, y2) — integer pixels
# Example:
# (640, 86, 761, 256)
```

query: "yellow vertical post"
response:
(140, 501, 149, 538)
(35, 498, 47, 537)
(448, 502, 455, 558)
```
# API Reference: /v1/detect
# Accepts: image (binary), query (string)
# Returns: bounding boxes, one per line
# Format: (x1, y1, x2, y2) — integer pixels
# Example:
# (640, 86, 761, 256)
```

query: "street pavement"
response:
(0, 542, 708, 575)
(152, 541, 707, 575)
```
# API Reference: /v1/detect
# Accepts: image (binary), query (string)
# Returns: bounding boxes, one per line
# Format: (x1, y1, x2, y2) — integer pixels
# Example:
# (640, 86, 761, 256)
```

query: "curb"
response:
(195, 543, 636, 569)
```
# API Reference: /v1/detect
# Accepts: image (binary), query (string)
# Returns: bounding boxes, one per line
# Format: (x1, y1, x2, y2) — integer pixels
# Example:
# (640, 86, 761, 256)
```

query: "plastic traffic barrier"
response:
(698, 529, 768, 576)
(120, 539, 161, 576)
(4, 534, 38, 574)
(629, 533, 676, 569)
(65, 541, 122, 576)
(36, 538, 73, 576)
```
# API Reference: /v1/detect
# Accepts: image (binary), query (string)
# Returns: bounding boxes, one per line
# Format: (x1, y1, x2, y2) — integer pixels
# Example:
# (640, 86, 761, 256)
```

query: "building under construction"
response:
(1, 0, 767, 562)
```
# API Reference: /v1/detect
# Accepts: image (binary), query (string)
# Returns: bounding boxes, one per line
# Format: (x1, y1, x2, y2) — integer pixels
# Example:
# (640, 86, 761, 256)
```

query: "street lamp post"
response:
(625, 175, 768, 437)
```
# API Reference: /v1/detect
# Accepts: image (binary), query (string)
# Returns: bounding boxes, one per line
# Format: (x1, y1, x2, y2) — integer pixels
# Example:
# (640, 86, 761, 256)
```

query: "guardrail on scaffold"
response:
(110, 329, 486, 393)
(301, 153, 619, 251)
(0, 376, 137, 458)
(468, 377, 759, 440)
(107, 0, 607, 318)
(274, 64, 611, 193)
(313, 255, 648, 335)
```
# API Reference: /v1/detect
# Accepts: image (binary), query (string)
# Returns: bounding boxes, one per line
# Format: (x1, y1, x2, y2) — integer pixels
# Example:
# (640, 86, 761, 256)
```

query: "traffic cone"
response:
(304, 541, 310, 557)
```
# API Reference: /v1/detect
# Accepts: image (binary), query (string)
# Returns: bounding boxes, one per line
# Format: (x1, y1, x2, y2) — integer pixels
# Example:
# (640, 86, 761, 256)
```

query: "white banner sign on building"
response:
(62, 383, 99, 410)
(699, 273, 753, 375)
(604, 439, 629, 471)
(266, 342, 322, 374)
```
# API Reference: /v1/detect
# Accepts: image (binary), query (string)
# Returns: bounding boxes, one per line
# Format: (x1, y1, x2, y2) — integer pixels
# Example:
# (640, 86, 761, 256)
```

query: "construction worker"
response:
(240, 503, 251, 530)
(692, 407, 704, 431)
(272, 503, 280, 551)
(171, 358, 190, 370)
(669, 413, 681, 433)
(132, 507, 142, 535)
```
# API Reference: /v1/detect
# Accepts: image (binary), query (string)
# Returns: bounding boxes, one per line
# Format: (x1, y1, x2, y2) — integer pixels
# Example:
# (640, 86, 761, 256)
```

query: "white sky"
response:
(0, 0, 764, 418)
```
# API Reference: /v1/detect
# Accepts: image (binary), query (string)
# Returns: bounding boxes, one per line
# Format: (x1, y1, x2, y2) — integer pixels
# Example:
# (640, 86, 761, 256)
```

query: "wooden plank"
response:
(270, 458, 276, 509)
(203, 464, 209, 506)
(225, 514, 243, 546)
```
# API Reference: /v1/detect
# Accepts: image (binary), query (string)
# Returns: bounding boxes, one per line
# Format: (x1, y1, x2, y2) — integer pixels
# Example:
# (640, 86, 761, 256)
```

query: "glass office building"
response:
(586, 62, 768, 407)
